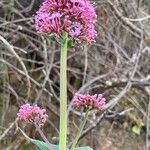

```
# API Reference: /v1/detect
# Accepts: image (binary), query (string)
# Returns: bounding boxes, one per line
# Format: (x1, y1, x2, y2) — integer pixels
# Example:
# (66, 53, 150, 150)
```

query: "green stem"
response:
(34, 124, 54, 150)
(70, 110, 90, 150)
(59, 32, 68, 150)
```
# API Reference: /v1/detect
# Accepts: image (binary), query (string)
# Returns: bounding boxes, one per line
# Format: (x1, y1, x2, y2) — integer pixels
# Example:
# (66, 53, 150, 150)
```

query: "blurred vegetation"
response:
(0, 0, 149, 149)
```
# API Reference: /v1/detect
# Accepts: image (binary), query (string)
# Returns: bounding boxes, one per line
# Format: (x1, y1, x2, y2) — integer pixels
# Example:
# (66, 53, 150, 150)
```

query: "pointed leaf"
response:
(19, 128, 93, 150)
(19, 128, 61, 150)
(30, 139, 59, 150)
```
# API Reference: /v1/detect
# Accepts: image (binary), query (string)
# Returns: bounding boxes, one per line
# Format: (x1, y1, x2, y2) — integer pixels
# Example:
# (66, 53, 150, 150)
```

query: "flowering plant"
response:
(73, 93, 106, 110)
(35, 0, 97, 44)
(17, 104, 48, 127)
(17, 0, 106, 150)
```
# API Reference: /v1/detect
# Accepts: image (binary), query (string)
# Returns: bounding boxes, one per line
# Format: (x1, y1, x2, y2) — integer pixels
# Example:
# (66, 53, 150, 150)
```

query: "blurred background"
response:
(0, 0, 150, 149)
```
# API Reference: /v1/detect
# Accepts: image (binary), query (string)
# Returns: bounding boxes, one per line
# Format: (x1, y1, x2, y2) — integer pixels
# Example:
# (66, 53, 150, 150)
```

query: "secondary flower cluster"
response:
(72, 93, 106, 110)
(17, 104, 48, 127)
(35, 0, 97, 43)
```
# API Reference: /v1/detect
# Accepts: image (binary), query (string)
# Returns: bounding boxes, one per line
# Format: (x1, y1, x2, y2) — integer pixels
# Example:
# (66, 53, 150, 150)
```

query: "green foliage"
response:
(31, 139, 93, 150)
(129, 113, 144, 135)
(67, 39, 75, 48)
(132, 125, 141, 135)
(31, 139, 59, 150)
(19, 129, 93, 150)
(132, 120, 144, 135)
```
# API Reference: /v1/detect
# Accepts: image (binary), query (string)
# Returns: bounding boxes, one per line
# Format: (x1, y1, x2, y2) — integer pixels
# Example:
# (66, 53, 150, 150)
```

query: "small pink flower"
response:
(69, 23, 83, 37)
(35, 0, 97, 44)
(72, 93, 106, 110)
(17, 104, 48, 127)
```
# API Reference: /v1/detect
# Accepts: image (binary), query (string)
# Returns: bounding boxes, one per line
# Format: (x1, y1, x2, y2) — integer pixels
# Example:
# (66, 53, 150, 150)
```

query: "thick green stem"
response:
(59, 32, 68, 150)
(70, 110, 89, 150)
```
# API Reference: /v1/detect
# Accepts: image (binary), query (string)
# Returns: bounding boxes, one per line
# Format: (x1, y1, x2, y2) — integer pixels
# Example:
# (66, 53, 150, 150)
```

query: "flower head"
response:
(72, 93, 106, 110)
(17, 104, 48, 127)
(35, 0, 97, 43)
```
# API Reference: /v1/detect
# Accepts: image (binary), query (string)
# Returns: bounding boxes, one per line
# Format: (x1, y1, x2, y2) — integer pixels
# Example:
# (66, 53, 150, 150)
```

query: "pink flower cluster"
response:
(72, 93, 106, 110)
(35, 0, 97, 43)
(17, 104, 48, 127)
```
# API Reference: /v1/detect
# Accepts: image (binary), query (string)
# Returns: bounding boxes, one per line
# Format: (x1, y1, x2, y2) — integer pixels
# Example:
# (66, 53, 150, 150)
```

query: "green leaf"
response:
(30, 139, 60, 150)
(19, 128, 60, 150)
(31, 139, 51, 150)
(132, 125, 141, 135)
(31, 140, 93, 150)
(19, 128, 93, 150)
(67, 39, 75, 48)
(75, 147, 93, 150)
